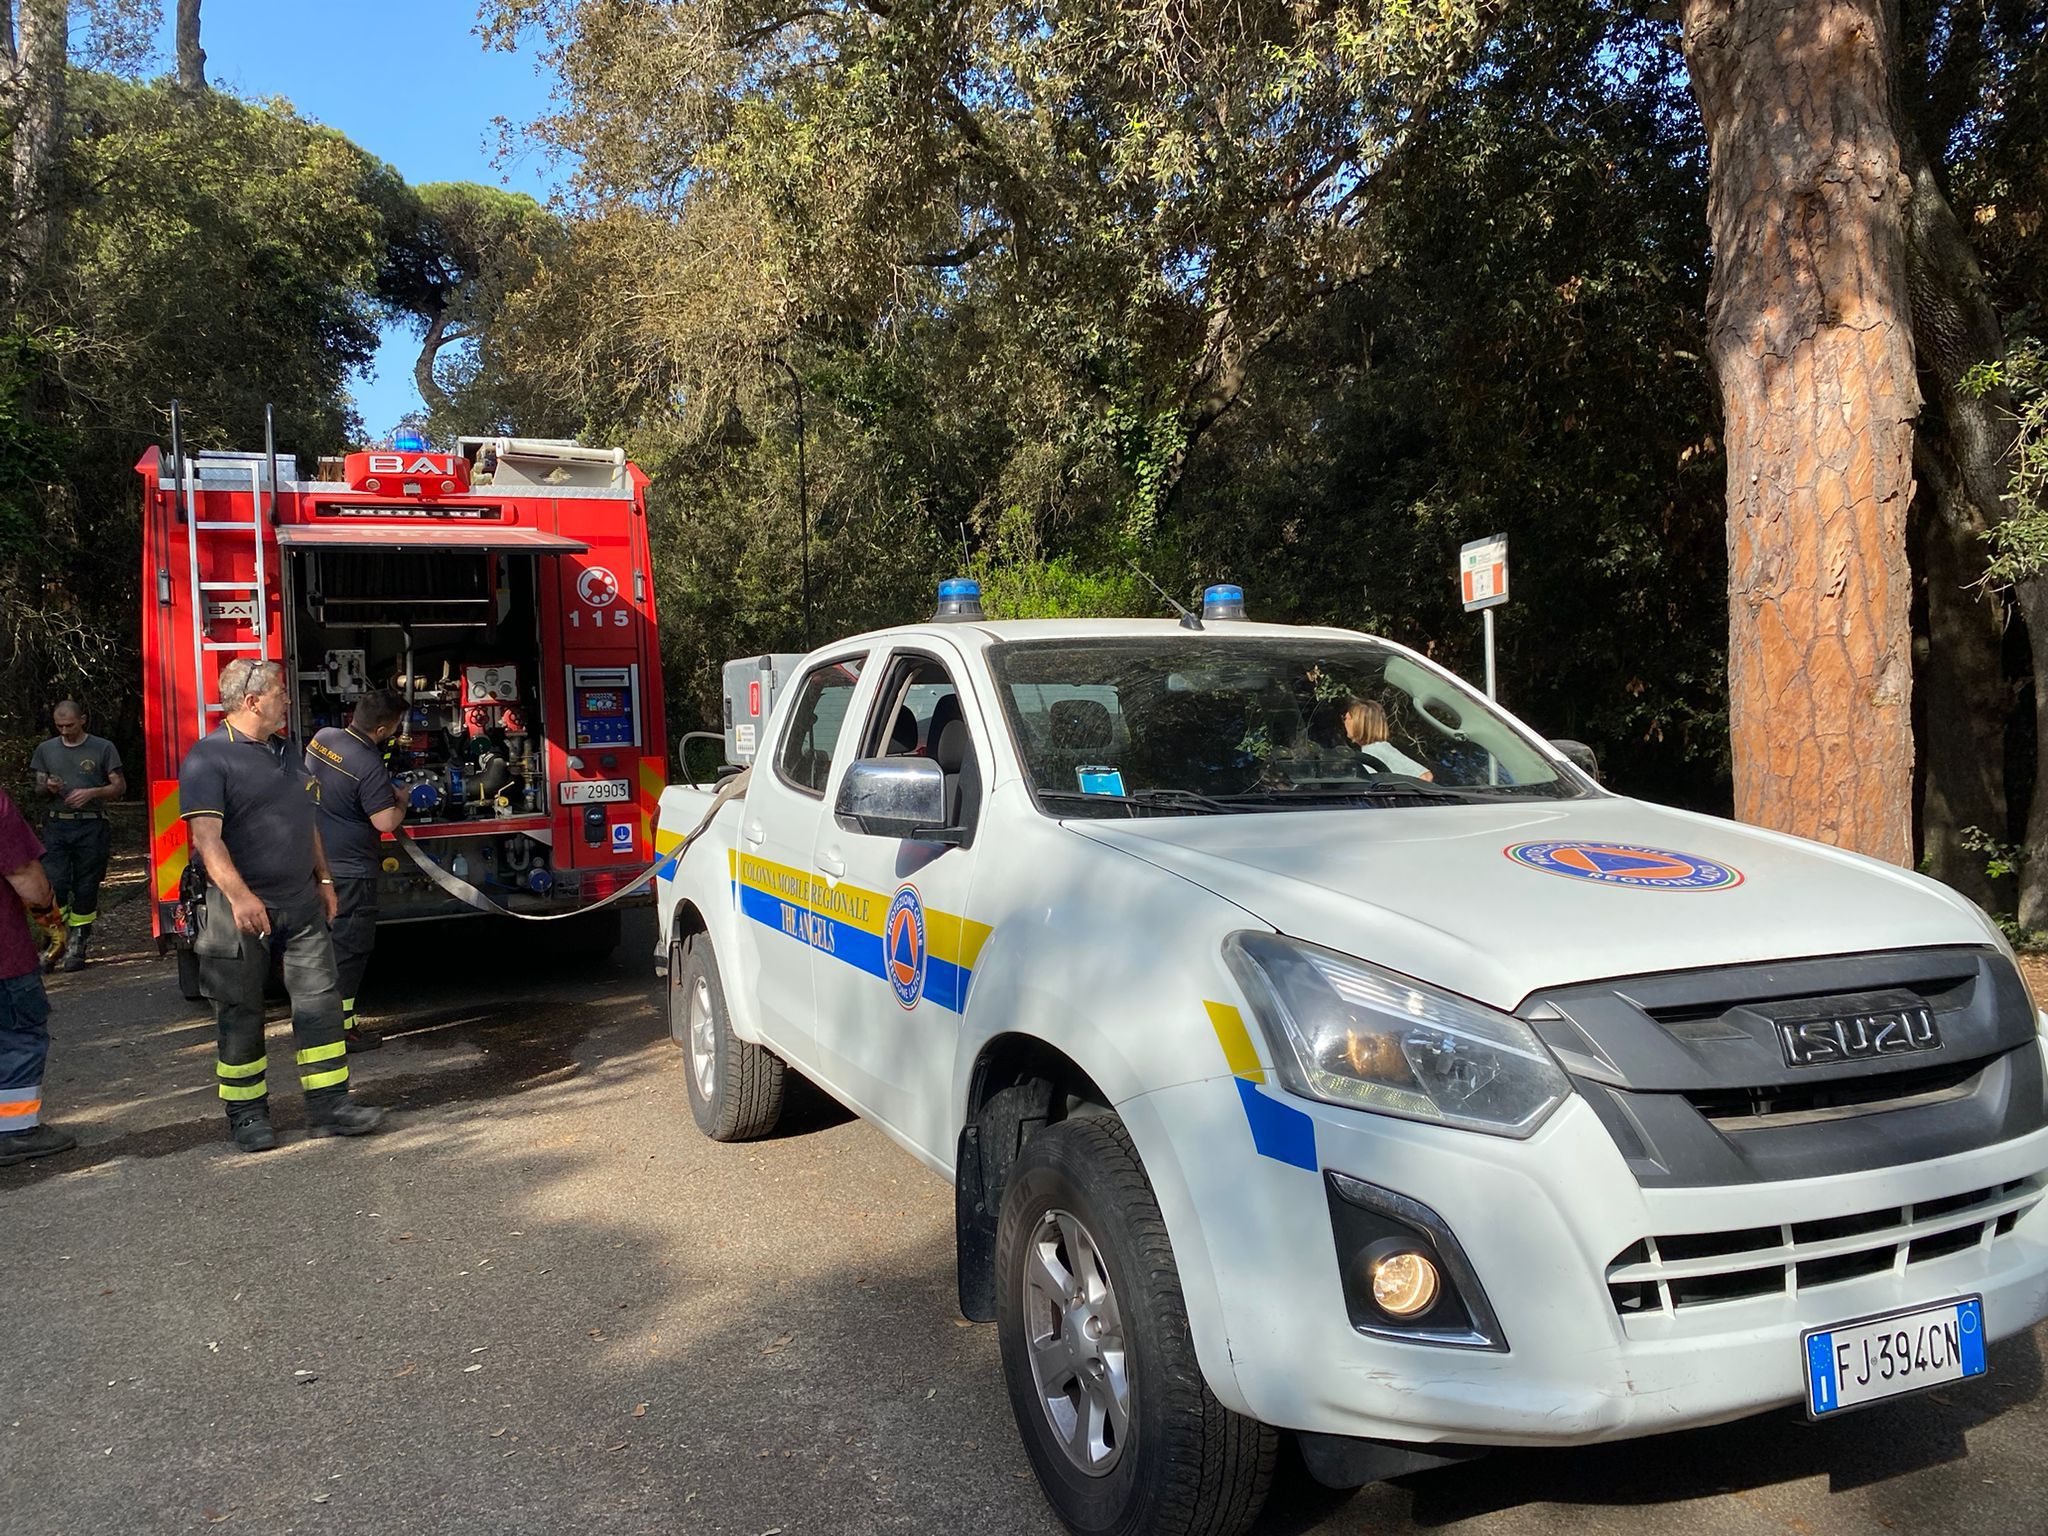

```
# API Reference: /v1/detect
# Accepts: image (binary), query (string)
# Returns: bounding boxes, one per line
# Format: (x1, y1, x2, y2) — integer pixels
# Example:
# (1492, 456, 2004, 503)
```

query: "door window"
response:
(775, 656, 865, 797)
(860, 652, 981, 836)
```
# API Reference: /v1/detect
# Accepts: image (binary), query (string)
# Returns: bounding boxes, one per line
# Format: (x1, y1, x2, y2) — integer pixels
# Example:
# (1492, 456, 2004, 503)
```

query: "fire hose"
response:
(391, 768, 751, 922)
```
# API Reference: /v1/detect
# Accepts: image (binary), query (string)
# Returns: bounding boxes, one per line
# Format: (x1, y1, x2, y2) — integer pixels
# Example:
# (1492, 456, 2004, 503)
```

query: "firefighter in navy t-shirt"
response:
(305, 687, 407, 1051)
(178, 659, 385, 1153)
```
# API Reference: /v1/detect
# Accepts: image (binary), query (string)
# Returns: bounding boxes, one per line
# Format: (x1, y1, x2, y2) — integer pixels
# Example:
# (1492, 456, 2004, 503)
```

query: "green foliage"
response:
(0, 332, 69, 567)
(378, 180, 571, 438)
(59, 74, 399, 447)
(1959, 824, 2024, 883)
(457, 2, 1733, 813)
(0, 68, 423, 752)
(1958, 827, 2045, 950)
(1970, 339, 2048, 586)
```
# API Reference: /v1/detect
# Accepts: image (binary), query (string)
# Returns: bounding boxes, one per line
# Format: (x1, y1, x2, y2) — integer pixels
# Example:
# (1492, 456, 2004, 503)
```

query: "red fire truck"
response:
(139, 417, 667, 991)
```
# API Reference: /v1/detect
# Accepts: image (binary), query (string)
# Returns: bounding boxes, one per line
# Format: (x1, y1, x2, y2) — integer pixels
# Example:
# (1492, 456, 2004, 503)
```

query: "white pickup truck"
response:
(652, 585, 2048, 1536)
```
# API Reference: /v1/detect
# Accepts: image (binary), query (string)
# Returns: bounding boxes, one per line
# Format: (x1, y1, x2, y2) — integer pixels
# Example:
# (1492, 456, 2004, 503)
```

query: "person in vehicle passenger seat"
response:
(1343, 698, 1434, 781)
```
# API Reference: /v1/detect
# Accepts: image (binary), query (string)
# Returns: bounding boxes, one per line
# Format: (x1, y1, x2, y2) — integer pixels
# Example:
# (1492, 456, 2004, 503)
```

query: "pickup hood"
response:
(1069, 795, 1993, 1011)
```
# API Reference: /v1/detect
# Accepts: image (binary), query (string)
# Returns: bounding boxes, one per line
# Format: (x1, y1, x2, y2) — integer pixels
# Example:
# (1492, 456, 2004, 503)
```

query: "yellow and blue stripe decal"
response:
(1206, 1000, 1317, 1171)
(732, 851, 992, 1014)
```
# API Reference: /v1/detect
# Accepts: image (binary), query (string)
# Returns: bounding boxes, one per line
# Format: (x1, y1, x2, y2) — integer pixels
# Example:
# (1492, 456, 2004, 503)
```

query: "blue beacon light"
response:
(1202, 583, 1246, 621)
(393, 430, 429, 453)
(934, 577, 985, 622)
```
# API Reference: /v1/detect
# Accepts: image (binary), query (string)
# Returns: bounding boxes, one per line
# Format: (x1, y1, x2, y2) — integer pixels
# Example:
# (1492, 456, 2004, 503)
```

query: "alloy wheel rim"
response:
(687, 971, 717, 1100)
(1022, 1207, 1131, 1476)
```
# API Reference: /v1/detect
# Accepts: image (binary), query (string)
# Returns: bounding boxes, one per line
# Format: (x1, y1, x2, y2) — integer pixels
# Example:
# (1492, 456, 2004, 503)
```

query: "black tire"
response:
(671, 933, 785, 1140)
(175, 946, 205, 1003)
(996, 1115, 1276, 1536)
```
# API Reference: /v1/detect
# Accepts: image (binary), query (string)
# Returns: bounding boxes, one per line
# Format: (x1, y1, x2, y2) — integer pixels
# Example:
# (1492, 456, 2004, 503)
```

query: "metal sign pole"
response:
(1483, 607, 1497, 701)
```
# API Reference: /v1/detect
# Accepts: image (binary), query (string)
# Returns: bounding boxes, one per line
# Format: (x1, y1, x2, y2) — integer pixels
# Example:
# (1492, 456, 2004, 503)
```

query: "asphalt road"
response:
(5, 881, 2047, 1535)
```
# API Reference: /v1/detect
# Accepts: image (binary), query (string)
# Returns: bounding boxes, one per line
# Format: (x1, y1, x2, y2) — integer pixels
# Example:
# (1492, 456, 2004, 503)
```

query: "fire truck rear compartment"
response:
(288, 546, 556, 910)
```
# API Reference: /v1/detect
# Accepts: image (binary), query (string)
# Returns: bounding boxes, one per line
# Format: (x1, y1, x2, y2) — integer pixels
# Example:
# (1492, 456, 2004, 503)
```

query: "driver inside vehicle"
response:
(1342, 697, 1435, 781)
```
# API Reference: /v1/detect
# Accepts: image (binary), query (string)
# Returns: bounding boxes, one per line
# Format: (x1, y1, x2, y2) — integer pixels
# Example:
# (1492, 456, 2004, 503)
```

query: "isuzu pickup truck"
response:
(652, 583, 2048, 1536)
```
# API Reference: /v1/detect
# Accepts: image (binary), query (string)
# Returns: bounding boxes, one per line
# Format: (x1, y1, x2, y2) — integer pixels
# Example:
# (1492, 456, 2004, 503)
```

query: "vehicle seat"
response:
(931, 710, 981, 842)
(926, 692, 964, 757)
(887, 704, 920, 756)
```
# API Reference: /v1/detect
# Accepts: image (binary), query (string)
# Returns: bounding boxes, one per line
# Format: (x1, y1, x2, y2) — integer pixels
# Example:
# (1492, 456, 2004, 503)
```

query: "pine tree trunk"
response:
(5, 0, 65, 291)
(176, 0, 206, 95)
(1681, 0, 1919, 864)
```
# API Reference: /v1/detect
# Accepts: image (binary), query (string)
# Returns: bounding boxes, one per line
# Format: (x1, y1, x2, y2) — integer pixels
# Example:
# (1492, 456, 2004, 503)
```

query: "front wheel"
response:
(670, 933, 784, 1141)
(996, 1115, 1276, 1536)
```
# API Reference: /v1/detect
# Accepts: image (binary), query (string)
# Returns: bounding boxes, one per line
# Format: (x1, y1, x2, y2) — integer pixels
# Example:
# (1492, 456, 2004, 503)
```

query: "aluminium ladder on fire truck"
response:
(167, 401, 283, 736)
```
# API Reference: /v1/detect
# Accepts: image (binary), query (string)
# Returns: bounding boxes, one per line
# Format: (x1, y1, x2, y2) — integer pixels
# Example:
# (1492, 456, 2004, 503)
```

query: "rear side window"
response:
(776, 656, 865, 796)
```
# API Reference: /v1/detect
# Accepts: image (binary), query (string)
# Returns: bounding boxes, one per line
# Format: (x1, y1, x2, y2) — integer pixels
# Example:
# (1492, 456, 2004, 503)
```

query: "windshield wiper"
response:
(1039, 787, 1235, 816)
(1431, 781, 1581, 800)
(1218, 781, 1490, 806)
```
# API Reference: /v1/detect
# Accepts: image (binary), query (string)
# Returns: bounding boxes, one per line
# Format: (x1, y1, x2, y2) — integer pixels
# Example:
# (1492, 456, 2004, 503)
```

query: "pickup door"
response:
(807, 639, 992, 1163)
(732, 649, 869, 1070)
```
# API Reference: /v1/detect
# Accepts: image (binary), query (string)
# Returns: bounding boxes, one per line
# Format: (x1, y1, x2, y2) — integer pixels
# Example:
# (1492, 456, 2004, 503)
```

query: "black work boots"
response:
(226, 1097, 385, 1152)
(0, 1123, 79, 1166)
(59, 923, 90, 973)
(229, 1111, 279, 1153)
(307, 1098, 386, 1137)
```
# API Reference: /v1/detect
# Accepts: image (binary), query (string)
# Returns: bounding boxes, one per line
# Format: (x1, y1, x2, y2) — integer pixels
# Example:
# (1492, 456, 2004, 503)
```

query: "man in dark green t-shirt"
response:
(29, 701, 125, 972)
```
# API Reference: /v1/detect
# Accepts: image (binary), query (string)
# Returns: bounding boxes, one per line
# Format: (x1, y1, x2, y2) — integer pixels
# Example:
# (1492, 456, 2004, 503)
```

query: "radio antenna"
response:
(1128, 560, 1202, 630)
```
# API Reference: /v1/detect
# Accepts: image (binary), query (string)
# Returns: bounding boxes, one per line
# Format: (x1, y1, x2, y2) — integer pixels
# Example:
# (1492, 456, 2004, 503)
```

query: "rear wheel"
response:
(996, 1115, 1276, 1536)
(671, 933, 784, 1140)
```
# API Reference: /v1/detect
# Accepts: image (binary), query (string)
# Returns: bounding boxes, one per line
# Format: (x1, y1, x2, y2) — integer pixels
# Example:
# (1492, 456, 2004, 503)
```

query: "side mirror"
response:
(1548, 738, 1602, 784)
(676, 730, 732, 789)
(835, 757, 954, 841)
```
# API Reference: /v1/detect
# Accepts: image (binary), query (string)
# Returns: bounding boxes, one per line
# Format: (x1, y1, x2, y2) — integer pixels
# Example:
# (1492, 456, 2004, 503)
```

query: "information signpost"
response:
(1459, 534, 1509, 700)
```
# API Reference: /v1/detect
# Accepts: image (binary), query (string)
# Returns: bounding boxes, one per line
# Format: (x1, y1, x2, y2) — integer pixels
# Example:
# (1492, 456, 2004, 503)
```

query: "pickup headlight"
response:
(1224, 932, 1571, 1138)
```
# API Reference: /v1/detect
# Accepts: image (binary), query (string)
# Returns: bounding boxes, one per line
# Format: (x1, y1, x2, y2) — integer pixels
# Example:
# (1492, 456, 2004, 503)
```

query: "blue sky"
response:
(151, 0, 565, 439)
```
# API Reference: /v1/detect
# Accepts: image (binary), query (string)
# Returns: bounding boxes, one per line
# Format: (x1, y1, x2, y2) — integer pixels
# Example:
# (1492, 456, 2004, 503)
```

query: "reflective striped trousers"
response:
(198, 892, 349, 1116)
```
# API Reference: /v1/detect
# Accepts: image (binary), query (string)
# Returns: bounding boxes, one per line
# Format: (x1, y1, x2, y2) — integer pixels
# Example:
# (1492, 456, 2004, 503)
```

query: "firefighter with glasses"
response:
(179, 659, 385, 1152)
(29, 700, 125, 972)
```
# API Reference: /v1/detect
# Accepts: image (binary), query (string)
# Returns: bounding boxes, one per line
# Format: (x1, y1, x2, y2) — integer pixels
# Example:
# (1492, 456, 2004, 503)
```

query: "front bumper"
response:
(1123, 1046, 2048, 1448)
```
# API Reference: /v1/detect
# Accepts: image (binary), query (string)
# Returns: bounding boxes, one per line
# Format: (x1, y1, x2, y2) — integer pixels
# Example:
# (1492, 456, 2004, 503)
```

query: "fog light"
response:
(1370, 1251, 1440, 1317)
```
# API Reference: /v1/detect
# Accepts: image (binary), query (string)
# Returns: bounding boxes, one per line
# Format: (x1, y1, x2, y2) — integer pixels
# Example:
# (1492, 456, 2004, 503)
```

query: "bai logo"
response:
(365, 453, 459, 476)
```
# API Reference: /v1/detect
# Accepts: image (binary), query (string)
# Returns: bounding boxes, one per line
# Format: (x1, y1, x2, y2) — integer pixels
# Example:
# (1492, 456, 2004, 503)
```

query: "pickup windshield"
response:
(987, 636, 1590, 817)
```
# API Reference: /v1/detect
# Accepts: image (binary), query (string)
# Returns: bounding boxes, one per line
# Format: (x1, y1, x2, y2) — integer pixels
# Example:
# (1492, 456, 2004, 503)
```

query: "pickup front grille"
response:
(1606, 1175, 2046, 1316)
(1682, 1056, 1991, 1126)
(1524, 946, 2046, 1187)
